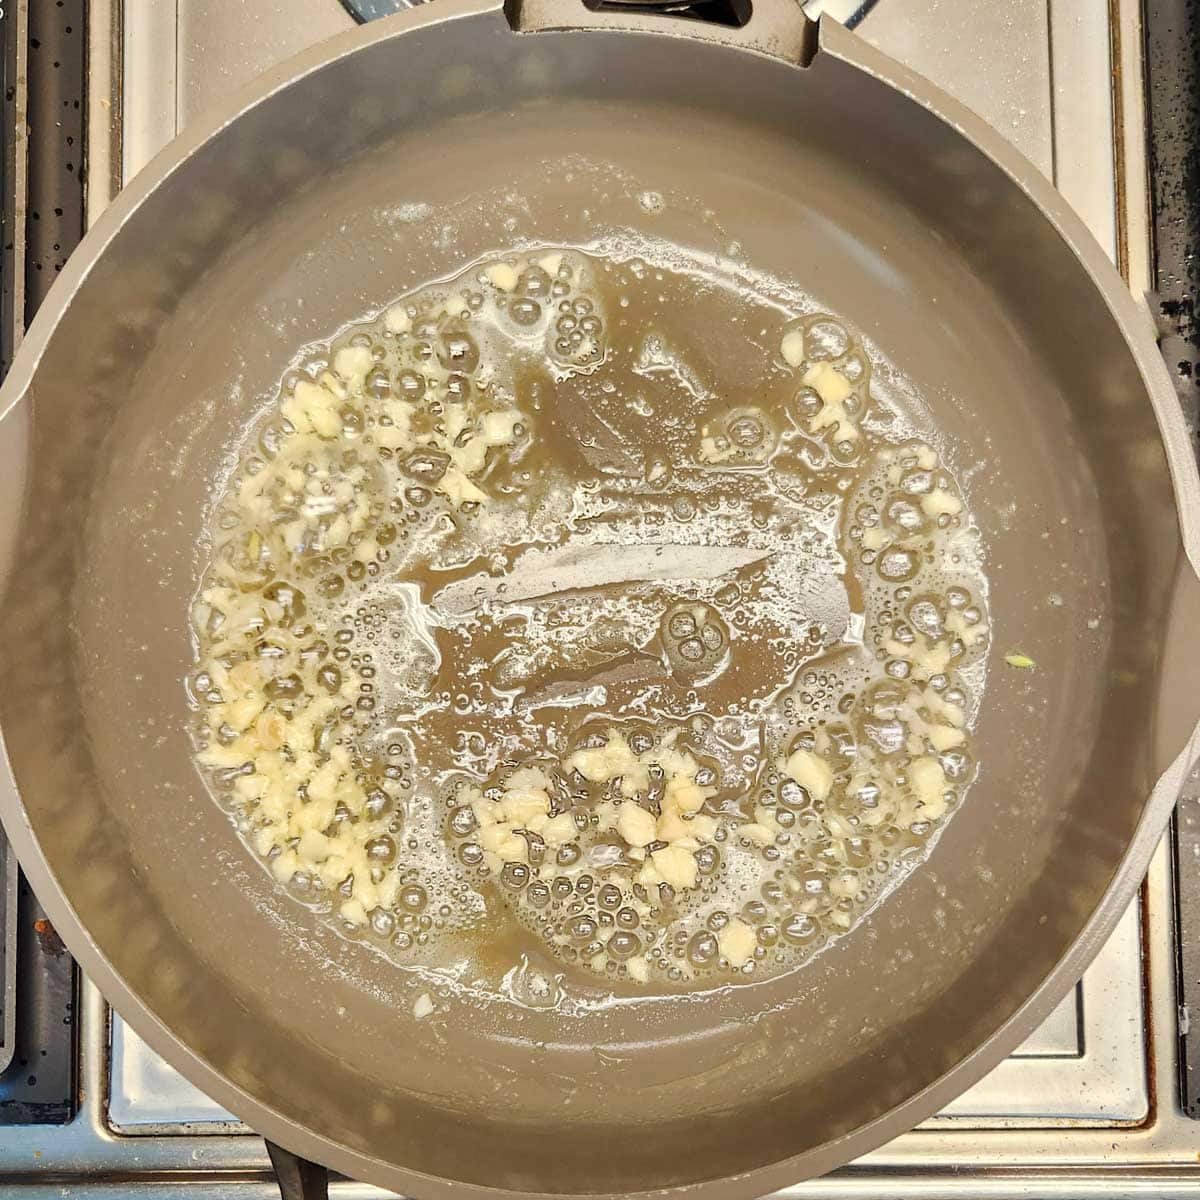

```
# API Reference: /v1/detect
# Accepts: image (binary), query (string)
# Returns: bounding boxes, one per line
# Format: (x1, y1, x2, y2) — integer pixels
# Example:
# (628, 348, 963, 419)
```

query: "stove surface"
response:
(1, 0, 1197, 1194)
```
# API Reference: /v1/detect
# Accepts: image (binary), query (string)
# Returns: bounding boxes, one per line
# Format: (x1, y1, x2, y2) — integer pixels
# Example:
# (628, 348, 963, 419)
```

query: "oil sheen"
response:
(189, 239, 990, 996)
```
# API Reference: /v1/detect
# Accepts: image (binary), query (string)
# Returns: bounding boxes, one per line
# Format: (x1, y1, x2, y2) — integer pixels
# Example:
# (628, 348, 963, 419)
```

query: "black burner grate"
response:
(0, 0, 87, 1128)
(338, 0, 419, 22)
(1145, 0, 1200, 1123)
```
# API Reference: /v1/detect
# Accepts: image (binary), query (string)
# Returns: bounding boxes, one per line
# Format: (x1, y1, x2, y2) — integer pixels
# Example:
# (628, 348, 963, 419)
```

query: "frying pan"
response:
(1, 0, 1199, 1195)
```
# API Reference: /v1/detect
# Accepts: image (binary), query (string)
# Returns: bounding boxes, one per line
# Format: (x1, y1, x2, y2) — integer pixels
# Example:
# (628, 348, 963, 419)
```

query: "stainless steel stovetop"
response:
(2, 0, 1198, 1194)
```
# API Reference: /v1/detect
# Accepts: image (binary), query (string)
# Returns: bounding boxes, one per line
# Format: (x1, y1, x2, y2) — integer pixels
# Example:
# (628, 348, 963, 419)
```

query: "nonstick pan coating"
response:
(0, 3, 1197, 1195)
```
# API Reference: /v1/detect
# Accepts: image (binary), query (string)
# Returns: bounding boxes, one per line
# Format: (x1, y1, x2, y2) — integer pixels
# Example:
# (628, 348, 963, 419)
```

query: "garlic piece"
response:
(663, 774, 708, 814)
(436, 466, 489, 508)
(615, 802, 657, 849)
(253, 710, 287, 751)
(803, 361, 859, 442)
(946, 608, 987, 646)
(780, 328, 806, 367)
(478, 824, 529, 862)
(480, 409, 524, 446)
(332, 344, 373, 387)
(485, 262, 519, 291)
(927, 724, 965, 751)
(887, 636, 954, 681)
(782, 748, 834, 803)
(717, 918, 757, 968)
(541, 812, 579, 847)
(741, 823, 776, 847)
(281, 379, 343, 438)
(909, 756, 948, 815)
(626, 956, 649, 983)
(383, 304, 411, 334)
(656, 807, 689, 843)
(651, 844, 698, 891)
(921, 488, 962, 518)
(565, 731, 649, 796)
(499, 787, 551, 826)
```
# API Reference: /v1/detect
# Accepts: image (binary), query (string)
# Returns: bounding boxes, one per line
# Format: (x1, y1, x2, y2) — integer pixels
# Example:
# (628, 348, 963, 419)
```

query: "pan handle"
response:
(504, 0, 819, 66)
(800, 0, 880, 29)
(265, 1141, 329, 1200)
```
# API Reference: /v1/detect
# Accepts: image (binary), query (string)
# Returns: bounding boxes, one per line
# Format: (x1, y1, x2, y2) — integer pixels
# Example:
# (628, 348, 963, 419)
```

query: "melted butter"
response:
(189, 241, 990, 994)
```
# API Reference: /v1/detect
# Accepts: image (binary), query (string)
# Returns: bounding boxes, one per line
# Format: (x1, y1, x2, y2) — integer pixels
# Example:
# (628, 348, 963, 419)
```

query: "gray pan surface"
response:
(0, 2, 1198, 1196)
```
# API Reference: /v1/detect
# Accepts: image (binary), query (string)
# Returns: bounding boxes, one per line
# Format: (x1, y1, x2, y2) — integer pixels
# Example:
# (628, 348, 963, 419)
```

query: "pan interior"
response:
(0, 14, 1181, 1193)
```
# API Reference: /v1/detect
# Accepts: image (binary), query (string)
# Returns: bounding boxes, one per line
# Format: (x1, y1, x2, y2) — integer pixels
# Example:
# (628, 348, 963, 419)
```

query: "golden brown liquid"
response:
(190, 242, 989, 996)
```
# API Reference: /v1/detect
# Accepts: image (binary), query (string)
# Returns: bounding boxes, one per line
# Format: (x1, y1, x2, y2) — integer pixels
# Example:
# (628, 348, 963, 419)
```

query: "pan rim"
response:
(0, 3, 1197, 1196)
